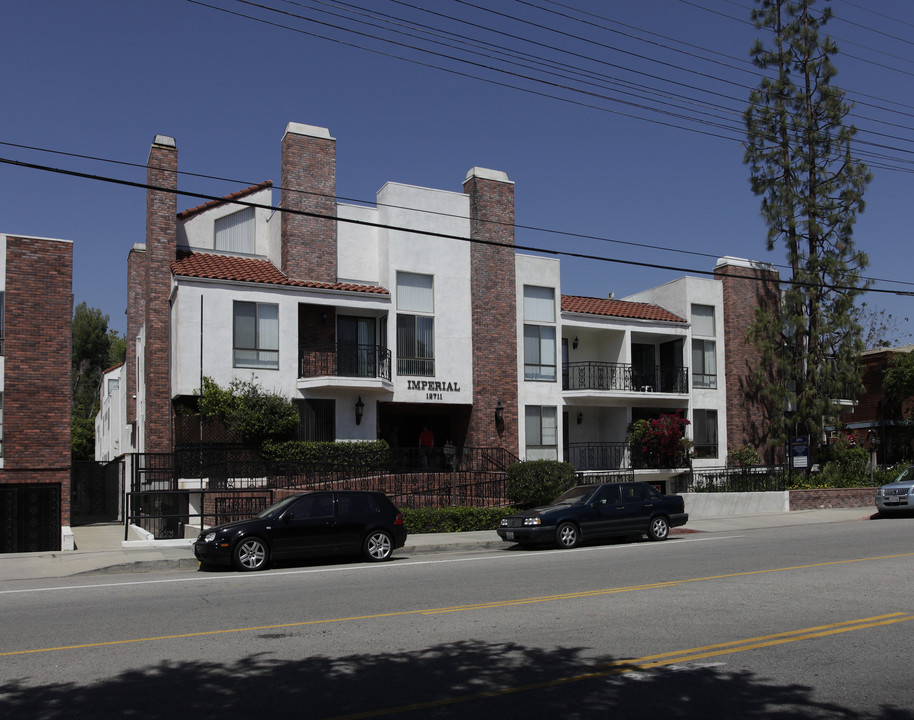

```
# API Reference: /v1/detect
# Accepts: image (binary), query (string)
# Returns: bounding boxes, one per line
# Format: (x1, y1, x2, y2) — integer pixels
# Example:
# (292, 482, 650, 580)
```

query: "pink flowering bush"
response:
(627, 412, 692, 468)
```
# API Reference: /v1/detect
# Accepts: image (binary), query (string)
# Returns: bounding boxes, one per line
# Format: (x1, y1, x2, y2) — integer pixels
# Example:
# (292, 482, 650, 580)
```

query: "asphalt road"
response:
(2, 518, 913, 719)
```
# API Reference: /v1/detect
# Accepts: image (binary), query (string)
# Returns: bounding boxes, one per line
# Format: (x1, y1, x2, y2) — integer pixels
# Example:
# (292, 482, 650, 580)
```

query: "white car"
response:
(875, 466, 914, 513)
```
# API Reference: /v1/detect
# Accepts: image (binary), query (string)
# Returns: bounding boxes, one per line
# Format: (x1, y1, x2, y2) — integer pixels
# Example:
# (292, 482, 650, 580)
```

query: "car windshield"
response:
(256, 495, 301, 518)
(551, 486, 595, 505)
(891, 467, 914, 484)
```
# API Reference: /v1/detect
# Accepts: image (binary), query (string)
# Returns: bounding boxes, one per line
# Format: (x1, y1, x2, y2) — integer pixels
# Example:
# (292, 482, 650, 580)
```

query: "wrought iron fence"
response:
(566, 442, 628, 471)
(126, 488, 276, 540)
(678, 466, 788, 493)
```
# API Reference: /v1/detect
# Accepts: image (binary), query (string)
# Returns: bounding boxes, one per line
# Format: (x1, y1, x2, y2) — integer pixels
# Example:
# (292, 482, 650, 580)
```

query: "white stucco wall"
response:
(378, 182, 475, 405)
(626, 276, 728, 466)
(516, 254, 563, 459)
(338, 203, 381, 286)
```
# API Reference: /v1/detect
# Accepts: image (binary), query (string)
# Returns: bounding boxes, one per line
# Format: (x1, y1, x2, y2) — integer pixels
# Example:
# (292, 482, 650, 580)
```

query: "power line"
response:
(186, 0, 914, 174)
(5, 136, 913, 291)
(1, 153, 908, 299)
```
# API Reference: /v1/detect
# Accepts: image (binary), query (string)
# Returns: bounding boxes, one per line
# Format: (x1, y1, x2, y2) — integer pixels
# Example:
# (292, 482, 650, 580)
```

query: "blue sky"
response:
(2, 0, 913, 340)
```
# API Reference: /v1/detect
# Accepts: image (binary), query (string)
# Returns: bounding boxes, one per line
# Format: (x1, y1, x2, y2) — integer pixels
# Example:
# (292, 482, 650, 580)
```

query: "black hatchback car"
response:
(497, 482, 688, 549)
(193, 491, 407, 571)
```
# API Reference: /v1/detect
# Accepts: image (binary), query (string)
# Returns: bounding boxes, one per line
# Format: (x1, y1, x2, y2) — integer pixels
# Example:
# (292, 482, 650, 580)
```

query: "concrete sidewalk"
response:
(0, 507, 877, 582)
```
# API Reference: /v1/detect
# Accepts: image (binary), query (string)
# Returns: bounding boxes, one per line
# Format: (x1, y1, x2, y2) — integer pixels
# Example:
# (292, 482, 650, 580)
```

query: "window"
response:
(296, 399, 335, 442)
(525, 405, 557, 460)
(691, 304, 717, 389)
(215, 208, 255, 254)
(233, 301, 279, 369)
(693, 409, 719, 459)
(524, 286, 557, 381)
(397, 272, 434, 376)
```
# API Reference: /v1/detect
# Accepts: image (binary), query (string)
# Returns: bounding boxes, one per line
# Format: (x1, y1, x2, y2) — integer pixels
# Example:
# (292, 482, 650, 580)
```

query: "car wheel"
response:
(647, 516, 670, 541)
(232, 537, 269, 571)
(554, 522, 580, 549)
(363, 530, 394, 562)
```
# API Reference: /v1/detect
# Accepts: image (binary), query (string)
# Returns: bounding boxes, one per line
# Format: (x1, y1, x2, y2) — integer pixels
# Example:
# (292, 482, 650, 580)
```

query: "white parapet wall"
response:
(680, 491, 790, 519)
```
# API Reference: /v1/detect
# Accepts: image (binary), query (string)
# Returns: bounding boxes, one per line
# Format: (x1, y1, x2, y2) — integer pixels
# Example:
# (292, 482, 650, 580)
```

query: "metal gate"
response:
(0, 483, 61, 553)
(71, 460, 121, 523)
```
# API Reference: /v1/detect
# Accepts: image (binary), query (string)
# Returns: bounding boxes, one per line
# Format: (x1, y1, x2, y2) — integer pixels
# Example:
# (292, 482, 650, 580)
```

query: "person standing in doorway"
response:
(419, 426, 434, 469)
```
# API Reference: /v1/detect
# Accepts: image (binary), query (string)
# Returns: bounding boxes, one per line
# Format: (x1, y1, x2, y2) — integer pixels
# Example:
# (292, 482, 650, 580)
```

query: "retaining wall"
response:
(682, 487, 877, 519)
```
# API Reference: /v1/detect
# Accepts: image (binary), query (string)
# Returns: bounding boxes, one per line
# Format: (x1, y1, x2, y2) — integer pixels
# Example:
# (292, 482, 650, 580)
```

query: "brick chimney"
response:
(463, 168, 518, 453)
(143, 134, 177, 454)
(280, 122, 337, 283)
(714, 257, 781, 463)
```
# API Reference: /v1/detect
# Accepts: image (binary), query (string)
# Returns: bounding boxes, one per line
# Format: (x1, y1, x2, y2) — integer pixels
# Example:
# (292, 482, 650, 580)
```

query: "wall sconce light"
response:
(577, 411, 583, 425)
(495, 400, 504, 429)
(573, 336, 579, 350)
(355, 396, 364, 425)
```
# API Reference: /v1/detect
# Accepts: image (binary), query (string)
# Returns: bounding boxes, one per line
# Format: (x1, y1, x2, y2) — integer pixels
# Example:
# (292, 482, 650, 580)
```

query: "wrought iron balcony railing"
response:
(300, 344, 392, 381)
(563, 362, 689, 393)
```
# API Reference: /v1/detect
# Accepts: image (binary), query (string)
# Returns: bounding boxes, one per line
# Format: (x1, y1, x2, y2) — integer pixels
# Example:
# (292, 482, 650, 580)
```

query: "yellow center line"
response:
(2, 552, 913, 657)
(326, 612, 914, 720)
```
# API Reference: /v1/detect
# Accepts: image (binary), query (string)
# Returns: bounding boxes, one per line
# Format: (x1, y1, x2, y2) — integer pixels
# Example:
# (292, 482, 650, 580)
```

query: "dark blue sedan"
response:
(497, 482, 688, 549)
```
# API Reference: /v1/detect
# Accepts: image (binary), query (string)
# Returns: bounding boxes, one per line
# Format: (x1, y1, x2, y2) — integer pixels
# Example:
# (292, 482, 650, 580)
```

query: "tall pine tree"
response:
(744, 0, 871, 467)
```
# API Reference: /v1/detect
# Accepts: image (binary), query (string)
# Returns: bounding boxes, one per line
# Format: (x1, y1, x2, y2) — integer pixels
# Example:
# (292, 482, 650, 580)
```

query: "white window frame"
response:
(523, 286, 557, 382)
(525, 405, 558, 460)
(396, 272, 435, 377)
(233, 301, 279, 369)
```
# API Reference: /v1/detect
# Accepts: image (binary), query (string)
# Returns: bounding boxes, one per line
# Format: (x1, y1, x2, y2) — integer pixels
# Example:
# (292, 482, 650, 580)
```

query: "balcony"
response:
(566, 442, 629, 471)
(563, 362, 689, 394)
(299, 344, 392, 390)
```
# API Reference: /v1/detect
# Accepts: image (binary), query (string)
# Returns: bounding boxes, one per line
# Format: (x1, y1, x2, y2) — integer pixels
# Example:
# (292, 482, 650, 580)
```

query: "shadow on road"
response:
(2, 639, 909, 719)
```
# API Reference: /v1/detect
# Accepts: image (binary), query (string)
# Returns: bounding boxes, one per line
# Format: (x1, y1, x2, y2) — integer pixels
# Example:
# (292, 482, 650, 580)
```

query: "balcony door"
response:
(338, 316, 376, 377)
(632, 344, 655, 391)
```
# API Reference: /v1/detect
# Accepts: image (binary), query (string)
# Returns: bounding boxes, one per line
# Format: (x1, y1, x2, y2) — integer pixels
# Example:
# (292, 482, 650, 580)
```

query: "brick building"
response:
(0, 233, 73, 553)
(841, 345, 914, 464)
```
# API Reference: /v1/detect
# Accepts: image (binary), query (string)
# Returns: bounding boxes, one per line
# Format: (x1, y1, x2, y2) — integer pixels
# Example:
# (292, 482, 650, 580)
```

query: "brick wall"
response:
(298, 304, 336, 349)
(281, 125, 337, 283)
(789, 487, 876, 511)
(144, 138, 177, 454)
(463, 172, 519, 453)
(715, 260, 781, 463)
(2, 235, 73, 524)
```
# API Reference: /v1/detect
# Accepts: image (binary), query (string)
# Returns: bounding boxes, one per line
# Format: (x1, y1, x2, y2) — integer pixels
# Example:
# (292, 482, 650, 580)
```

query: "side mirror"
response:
(279, 511, 293, 523)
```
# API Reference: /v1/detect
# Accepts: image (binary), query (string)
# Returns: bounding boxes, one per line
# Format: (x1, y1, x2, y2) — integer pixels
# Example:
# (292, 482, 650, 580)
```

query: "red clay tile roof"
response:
(561, 295, 686, 323)
(171, 252, 389, 295)
(177, 181, 274, 220)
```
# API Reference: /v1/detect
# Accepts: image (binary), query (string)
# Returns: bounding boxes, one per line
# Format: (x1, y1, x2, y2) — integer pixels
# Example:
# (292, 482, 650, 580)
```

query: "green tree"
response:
(198, 376, 298, 445)
(71, 303, 125, 459)
(744, 0, 871, 468)
(883, 351, 914, 419)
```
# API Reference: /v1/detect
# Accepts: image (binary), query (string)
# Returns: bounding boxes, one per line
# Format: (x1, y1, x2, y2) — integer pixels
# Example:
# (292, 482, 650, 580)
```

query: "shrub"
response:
(505, 459, 578, 508)
(260, 439, 390, 473)
(727, 444, 762, 468)
(198, 376, 298, 444)
(401, 506, 515, 534)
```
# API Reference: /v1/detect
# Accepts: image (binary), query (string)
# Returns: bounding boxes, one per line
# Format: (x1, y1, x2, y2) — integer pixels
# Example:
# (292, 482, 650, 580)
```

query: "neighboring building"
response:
(840, 345, 914, 464)
(96, 362, 130, 462)
(105, 121, 746, 499)
(0, 233, 73, 553)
